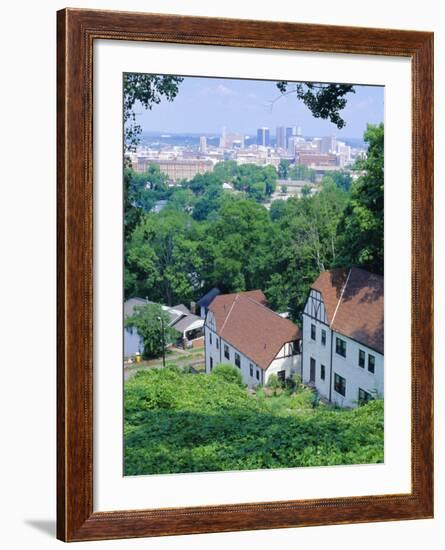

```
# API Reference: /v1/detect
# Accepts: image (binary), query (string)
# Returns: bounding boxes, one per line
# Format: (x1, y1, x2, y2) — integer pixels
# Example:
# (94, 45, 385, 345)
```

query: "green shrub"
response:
(164, 363, 181, 373)
(211, 364, 244, 387)
(291, 374, 303, 391)
(266, 374, 280, 389)
(311, 393, 320, 408)
(124, 367, 384, 476)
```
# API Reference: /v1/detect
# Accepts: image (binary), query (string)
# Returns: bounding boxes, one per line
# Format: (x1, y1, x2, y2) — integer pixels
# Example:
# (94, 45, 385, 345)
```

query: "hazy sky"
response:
(135, 75, 384, 139)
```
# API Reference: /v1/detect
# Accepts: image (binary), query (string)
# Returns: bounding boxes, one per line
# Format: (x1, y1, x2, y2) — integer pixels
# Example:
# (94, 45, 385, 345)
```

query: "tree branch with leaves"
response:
(275, 82, 355, 129)
(124, 73, 184, 152)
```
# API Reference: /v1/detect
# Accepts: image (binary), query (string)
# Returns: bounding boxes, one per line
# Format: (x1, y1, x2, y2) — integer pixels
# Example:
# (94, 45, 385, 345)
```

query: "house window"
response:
(358, 349, 366, 368)
(210, 356, 213, 371)
(249, 364, 253, 377)
(216, 338, 219, 350)
(358, 388, 373, 404)
(334, 373, 346, 396)
(224, 344, 230, 360)
(311, 324, 316, 341)
(256, 369, 260, 381)
(368, 354, 375, 374)
(209, 332, 212, 345)
(277, 370, 286, 383)
(335, 337, 347, 357)
(235, 352, 241, 368)
(320, 364, 326, 380)
(321, 329, 326, 346)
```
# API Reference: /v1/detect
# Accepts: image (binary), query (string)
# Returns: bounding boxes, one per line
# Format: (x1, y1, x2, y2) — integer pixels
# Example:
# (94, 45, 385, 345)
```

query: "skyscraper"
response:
(257, 127, 270, 147)
(279, 126, 302, 150)
(276, 126, 286, 149)
(321, 136, 337, 154)
(199, 136, 207, 153)
(285, 127, 293, 148)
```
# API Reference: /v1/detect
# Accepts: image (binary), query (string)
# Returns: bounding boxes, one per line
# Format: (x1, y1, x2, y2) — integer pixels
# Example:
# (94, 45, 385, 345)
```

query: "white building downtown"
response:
(301, 267, 384, 408)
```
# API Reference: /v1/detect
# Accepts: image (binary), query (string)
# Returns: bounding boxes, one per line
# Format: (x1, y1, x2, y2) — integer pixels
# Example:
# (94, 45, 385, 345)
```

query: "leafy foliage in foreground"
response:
(124, 367, 384, 476)
(125, 303, 178, 359)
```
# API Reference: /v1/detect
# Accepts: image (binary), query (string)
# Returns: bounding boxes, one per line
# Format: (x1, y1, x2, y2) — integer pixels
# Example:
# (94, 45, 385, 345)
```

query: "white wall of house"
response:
(301, 290, 384, 408)
(204, 325, 264, 387)
(204, 314, 301, 387)
(301, 311, 332, 400)
(328, 333, 383, 408)
(124, 327, 143, 358)
(264, 344, 301, 385)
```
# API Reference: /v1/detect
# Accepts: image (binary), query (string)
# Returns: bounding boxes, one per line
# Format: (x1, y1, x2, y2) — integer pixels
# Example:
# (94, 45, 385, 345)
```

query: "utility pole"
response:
(158, 316, 166, 367)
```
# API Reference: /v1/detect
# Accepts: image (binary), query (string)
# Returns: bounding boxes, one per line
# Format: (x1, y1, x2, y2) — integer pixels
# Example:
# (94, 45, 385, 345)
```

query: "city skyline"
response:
(135, 75, 384, 139)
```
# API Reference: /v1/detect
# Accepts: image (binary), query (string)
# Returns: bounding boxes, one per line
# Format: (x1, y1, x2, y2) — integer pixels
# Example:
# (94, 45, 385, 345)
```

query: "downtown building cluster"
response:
(127, 125, 366, 183)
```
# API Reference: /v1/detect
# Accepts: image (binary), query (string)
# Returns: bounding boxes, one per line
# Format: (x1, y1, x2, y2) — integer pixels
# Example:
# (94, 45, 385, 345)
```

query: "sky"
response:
(135, 75, 384, 139)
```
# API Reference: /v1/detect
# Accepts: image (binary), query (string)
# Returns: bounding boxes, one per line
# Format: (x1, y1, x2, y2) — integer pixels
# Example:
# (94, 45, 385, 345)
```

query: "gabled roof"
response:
(124, 297, 147, 317)
(208, 290, 300, 370)
(172, 313, 203, 333)
(311, 267, 384, 354)
(197, 287, 221, 309)
(171, 304, 191, 315)
(124, 298, 189, 327)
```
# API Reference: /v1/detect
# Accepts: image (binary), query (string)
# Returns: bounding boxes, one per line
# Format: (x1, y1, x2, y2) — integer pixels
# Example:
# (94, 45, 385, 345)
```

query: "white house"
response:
(204, 290, 301, 387)
(302, 267, 384, 408)
(124, 298, 205, 358)
(124, 298, 147, 357)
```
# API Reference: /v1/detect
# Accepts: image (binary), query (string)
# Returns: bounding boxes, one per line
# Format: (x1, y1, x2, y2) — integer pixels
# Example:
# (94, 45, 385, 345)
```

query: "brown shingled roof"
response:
(312, 267, 384, 354)
(208, 290, 300, 370)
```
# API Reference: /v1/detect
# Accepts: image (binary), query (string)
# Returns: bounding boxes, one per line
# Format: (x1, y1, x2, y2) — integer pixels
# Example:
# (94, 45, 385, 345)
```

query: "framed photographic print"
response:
(57, 8, 434, 542)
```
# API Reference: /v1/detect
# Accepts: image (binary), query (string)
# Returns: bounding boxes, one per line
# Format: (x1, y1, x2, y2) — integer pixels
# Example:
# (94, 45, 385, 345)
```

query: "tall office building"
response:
(257, 127, 270, 147)
(199, 136, 207, 153)
(276, 126, 286, 149)
(286, 127, 293, 148)
(321, 136, 337, 154)
(277, 126, 298, 149)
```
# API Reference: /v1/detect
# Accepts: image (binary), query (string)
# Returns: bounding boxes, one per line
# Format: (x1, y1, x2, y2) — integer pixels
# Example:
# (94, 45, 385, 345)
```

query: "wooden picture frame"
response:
(57, 8, 434, 542)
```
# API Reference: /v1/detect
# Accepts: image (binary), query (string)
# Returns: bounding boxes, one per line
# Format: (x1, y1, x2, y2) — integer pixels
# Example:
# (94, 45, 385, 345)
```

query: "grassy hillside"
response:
(124, 366, 384, 476)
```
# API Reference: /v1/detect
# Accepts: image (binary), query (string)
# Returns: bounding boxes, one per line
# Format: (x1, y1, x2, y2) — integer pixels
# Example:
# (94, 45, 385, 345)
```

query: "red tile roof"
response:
(312, 267, 384, 354)
(208, 290, 300, 370)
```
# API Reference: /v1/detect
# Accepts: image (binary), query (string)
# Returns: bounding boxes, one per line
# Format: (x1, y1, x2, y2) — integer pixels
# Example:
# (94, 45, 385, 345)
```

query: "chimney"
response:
(190, 301, 196, 314)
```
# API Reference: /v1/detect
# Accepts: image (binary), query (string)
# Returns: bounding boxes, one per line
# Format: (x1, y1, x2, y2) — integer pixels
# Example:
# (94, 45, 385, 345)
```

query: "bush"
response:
(266, 373, 281, 390)
(211, 364, 244, 387)
(164, 363, 181, 373)
(124, 367, 384, 475)
(292, 374, 303, 391)
(311, 393, 320, 408)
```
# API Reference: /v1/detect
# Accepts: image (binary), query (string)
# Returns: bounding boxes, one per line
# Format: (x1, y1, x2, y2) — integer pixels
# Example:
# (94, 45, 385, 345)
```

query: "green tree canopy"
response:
(328, 170, 353, 192)
(288, 164, 316, 182)
(124, 165, 170, 241)
(264, 181, 349, 316)
(276, 82, 355, 129)
(233, 164, 277, 198)
(192, 184, 223, 221)
(213, 160, 239, 181)
(125, 210, 204, 304)
(124, 74, 183, 152)
(125, 303, 178, 359)
(335, 124, 384, 274)
(278, 159, 291, 179)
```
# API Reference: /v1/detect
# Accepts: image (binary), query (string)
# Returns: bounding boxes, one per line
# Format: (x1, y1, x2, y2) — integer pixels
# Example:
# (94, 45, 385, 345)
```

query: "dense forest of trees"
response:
(124, 123, 383, 322)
